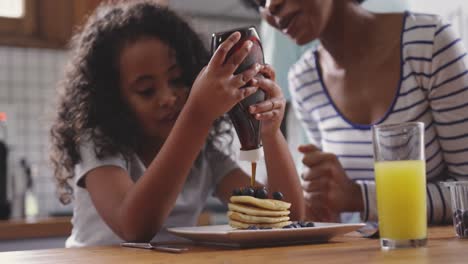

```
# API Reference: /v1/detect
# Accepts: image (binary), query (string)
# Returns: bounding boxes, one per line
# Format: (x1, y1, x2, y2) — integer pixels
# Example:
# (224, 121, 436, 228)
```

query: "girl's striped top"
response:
(288, 12, 468, 224)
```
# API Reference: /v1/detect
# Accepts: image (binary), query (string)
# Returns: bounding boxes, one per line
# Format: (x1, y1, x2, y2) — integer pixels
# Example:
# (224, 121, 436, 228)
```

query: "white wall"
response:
(408, 0, 468, 48)
(408, 0, 468, 14)
(363, 0, 410, 12)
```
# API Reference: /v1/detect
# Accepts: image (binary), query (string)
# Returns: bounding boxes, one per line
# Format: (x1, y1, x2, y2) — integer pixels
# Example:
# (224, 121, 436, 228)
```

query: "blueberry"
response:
(272, 191, 284, 200)
(283, 224, 293, 229)
(242, 187, 255, 197)
(247, 225, 258, 230)
(294, 223, 302, 228)
(455, 209, 463, 220)
(255, 187, 268, 199)
(305, 222, 315, 227)
(232, 188, 242, 196)
(297, 221, 306, 227)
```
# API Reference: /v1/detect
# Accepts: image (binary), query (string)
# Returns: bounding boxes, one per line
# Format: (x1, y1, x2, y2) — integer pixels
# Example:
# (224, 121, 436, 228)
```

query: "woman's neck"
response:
(319, 1, 377, 68)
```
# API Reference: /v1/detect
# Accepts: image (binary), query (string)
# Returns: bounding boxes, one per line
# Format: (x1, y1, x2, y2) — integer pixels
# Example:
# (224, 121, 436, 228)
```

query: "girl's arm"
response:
(262, 130, 305, 221)
(85, 32, 262, 242)
(249, 65, 305, 220)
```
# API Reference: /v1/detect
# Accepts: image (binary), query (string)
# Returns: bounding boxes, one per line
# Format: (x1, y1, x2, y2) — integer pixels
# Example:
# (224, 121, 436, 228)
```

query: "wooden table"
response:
(0, 226, 466, 264)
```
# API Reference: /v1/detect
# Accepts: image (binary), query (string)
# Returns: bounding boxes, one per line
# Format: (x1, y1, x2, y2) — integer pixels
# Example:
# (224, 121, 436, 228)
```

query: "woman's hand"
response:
(188, 32, 262, 123)
(298, 144, 364, 222)
(249, 65, 286, 139)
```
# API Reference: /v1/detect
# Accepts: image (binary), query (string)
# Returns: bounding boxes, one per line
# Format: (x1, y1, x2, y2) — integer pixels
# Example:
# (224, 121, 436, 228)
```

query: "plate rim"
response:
(166, 222, 366, 235)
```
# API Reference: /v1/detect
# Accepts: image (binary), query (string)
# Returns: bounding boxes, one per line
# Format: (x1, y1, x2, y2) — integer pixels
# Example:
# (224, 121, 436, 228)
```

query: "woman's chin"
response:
(293, 33, 316, 46)
(285, 26, 317, 46)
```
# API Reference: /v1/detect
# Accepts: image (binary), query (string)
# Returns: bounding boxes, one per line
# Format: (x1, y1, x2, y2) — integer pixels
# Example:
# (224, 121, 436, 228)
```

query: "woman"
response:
(248, 0, 468, 224)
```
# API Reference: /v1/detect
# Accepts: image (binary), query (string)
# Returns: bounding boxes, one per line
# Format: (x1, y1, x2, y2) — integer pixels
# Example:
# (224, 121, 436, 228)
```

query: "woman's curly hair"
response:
(50, 0, 233, 204)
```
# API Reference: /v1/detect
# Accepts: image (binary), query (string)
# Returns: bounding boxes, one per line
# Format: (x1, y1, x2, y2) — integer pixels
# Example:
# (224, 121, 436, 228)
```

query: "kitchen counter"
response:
(0, 217, 71, 240)
(0, 226, 465, 263)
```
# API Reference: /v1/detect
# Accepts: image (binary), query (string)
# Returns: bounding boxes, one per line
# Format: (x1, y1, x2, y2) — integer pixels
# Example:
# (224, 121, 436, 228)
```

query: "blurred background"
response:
(0, 0, 467, 251)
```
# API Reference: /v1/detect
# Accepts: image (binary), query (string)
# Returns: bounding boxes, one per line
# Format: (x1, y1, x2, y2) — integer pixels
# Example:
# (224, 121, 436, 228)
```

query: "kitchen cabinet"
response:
(0, 217, 71, 252)
(0, 0, 103, 49)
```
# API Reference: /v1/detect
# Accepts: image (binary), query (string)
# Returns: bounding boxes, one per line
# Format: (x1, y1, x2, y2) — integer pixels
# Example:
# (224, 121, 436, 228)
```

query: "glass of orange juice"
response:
(372, 122, 427, 250)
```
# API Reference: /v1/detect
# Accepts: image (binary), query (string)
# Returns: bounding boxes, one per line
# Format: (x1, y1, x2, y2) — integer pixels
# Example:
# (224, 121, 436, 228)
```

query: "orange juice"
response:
(375, 160, 427, 240)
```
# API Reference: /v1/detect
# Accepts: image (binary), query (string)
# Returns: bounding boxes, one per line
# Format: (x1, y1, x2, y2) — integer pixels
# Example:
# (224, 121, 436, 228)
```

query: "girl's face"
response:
(119, 38, 188, 143)
(258, 0, 333, 45)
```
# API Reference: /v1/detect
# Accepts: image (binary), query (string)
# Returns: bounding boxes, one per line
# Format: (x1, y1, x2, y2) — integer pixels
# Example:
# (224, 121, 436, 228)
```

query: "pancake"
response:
(230, 196, 291, 211)
(228, 203, 290, 217)
(228, 211, 290, 224)
(229, 219, 292, 229)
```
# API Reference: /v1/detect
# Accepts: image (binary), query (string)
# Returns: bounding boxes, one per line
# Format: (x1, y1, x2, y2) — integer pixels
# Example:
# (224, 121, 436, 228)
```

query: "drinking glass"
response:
(372, 122, 427, 250)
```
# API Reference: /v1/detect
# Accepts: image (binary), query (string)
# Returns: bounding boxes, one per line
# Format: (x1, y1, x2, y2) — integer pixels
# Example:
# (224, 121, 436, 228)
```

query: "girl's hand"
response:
(188, 32, 262, 123)
(298, 144, 364, 222)
(248, 65, 286, 138)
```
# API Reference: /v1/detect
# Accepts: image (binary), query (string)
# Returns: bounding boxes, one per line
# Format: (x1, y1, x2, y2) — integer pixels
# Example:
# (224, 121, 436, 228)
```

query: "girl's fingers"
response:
(254, 110, 281, 120)
(233, 86, 258, 101)
(249, 98, 284, 114)
(230, 63, 262, 87)
(259, 64, 276, 81)
(254, 77, 281, 97)
(223, 40, 253, 74)
(210, 32, 241, 67)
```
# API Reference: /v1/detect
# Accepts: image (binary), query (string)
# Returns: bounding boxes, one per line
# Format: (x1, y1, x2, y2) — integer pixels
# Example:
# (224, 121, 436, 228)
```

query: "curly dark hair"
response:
(50, 0, 233, 204)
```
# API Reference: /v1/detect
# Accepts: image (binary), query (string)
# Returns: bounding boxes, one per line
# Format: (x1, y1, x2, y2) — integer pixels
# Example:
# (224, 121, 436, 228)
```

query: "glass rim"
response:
(443, 181, 468, 187)
(372, 122, 424, 131)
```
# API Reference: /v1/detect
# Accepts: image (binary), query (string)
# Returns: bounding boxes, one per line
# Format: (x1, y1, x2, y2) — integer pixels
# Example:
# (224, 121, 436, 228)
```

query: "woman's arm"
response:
(425, 20, 468, 224)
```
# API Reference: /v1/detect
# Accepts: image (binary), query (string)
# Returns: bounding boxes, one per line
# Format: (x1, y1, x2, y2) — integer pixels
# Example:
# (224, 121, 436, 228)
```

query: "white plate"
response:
(167, 222, 366, 247)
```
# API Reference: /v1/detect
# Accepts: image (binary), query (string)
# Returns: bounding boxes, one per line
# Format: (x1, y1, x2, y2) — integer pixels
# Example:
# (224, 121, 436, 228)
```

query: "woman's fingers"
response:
(298, 144, 320, 153)
(302, 178, 329, 192)
(302, 151, 338, 168)
(302, 163, 333, 181)
(210, 32, 242, 67)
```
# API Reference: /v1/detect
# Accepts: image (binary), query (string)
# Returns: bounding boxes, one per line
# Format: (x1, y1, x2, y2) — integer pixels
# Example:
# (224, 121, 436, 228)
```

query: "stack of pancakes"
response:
(227, 195, 292, 229)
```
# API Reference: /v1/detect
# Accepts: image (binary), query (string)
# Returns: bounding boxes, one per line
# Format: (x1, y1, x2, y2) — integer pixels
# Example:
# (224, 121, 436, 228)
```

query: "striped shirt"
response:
(288, 12, 468, 224)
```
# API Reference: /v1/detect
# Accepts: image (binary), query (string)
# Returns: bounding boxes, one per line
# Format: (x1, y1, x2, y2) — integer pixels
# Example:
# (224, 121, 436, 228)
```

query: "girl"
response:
(50, 0, 304, 247)
(248, 0, 468, 224)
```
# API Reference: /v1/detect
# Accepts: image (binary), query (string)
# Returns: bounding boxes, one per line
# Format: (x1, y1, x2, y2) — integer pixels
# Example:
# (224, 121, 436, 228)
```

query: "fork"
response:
(121, 242, 188, 253)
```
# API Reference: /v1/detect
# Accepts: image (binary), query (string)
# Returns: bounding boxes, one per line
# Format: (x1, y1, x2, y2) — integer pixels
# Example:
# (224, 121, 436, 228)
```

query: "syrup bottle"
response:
(211, 26, 265, 186)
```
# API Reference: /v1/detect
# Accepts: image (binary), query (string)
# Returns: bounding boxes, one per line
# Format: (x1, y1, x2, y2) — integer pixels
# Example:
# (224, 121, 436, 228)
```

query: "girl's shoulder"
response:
(74, 136, 133, 187)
